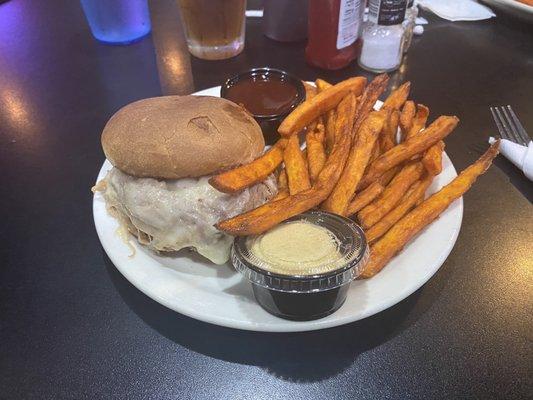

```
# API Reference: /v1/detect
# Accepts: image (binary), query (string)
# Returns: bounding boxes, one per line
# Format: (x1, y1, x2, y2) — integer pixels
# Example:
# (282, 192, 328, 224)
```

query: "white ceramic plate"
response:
(93, 86, 463, 332)
(481, 0, 533, 22)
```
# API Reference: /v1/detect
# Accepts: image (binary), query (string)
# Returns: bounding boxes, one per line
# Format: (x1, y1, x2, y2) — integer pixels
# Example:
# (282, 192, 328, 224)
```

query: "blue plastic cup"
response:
(80, 0, 151, 45)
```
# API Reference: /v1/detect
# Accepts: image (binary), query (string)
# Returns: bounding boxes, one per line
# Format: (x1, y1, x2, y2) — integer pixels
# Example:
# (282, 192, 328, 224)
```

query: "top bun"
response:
(101, 95, 265, 179)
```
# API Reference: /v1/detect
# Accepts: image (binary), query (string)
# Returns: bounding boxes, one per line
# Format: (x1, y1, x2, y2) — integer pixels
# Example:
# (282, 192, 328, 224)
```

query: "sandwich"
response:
(93, 95, 276, 264)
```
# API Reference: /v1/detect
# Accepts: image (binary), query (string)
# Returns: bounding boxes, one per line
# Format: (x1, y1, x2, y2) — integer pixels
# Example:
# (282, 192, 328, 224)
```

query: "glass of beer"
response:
(177, 0, 247, 60)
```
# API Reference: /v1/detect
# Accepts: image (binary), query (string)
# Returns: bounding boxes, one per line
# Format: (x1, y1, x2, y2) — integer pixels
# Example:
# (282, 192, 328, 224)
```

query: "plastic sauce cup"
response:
(220, 68, 305, 145)
(231, 211, 369, 321)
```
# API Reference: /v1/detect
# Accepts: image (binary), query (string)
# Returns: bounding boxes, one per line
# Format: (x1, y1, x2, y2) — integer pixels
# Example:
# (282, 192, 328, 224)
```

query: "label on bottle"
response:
(336, 0, 361, 50)
(368, 0, 407, 26)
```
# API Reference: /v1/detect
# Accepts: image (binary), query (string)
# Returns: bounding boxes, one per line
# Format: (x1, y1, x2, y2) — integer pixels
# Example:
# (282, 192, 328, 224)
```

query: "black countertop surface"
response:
(1, 1, 532, 399)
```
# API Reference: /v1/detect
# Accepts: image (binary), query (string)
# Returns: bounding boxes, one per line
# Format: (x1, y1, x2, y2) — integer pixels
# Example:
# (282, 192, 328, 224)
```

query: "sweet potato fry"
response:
(422, 141, 445, 176)
(406, 104, 429, 140)
(216, 94, 356, 236)
(369, 141, 381, 163)
(306, 126, 327, 183)
(365, 175, 433, 243)
(278, 76, 366, 137)
(322, 110, 386, 215)
(315, 79, 332, 92)
(209, 139, 288, 193)
(352, 74, 389, 137)
(378, 165, 400, 186)
(271, 168, 290, 202)
(216, 186, 321, 235)
(346, 181, 384, 216)
(271, 189, 289, 202)
(277, 167, 288, 191)
(284, 135, 311, 195)
(303, 82, 319, 131)
(358, 115, 459, 188)
(380, 109, 400, 152)
(382, 82, 411, 110)
(316, 79, 336, 152)
(358, 114, 398, 189)
(359, 141, 500, 278)
(317, 122, 326, 140)
(332, 92, 357, 140)
(315, 121, 326, 138)
(399, 100, 415, 140)
(358, 162, 425, 228)
(314, 94, 357, 189)
(325, 113, 337, 153)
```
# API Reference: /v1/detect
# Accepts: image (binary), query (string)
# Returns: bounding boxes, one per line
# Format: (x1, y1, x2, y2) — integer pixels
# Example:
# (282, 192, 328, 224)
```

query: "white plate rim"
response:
(93, 86, 463, 332)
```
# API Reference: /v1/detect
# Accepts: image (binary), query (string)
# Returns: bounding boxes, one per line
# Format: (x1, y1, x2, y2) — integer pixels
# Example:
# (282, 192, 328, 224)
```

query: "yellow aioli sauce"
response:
(248, 221, 341, 276)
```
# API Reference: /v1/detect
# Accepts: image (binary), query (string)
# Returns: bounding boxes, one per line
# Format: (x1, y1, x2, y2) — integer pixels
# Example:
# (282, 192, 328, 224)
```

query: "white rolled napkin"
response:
(418, 0, 495, 21)
(489, 137, 533, 181)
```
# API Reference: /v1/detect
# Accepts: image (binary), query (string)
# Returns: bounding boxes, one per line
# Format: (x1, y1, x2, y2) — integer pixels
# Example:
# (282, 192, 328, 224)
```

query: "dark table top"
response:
(1, 0, 532, 399)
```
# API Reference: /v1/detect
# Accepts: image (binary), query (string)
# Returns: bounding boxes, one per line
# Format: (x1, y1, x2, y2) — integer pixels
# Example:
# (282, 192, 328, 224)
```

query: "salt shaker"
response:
(358, 0, 407, 73)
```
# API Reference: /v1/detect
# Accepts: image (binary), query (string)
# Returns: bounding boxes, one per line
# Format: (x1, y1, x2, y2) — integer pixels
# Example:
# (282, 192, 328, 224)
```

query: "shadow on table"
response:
(103, 253, 449, 382)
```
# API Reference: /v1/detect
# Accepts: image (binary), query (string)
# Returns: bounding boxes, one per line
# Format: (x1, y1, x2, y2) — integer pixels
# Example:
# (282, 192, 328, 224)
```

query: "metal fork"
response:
(490, 105, 531, 146)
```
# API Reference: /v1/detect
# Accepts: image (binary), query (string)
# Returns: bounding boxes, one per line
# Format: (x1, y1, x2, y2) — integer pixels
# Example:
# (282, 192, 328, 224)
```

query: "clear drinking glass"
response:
(177, 0, 247, 60)
(80, 0, 151, 45)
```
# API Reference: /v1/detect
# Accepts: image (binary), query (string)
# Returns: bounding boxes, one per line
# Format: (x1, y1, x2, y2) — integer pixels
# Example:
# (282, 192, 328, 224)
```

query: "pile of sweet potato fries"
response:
(209, 74, 500, 278)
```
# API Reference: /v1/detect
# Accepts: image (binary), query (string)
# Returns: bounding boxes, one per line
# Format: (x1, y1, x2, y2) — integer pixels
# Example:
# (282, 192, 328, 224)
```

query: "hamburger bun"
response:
(101, 95, 265, 179)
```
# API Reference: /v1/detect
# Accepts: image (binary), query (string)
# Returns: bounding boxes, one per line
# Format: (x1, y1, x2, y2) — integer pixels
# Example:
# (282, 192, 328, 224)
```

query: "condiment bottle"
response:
(358, 0, 407, 73)
(263, 0, 309, 42)
(305, 0, 364, 70)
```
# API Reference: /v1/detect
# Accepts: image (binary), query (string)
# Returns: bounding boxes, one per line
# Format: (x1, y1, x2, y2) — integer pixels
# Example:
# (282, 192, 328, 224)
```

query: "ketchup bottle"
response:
(305, 0, 364, 70)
